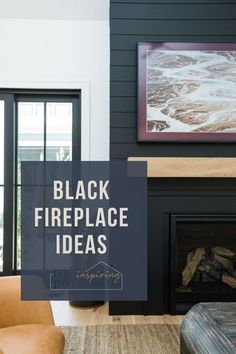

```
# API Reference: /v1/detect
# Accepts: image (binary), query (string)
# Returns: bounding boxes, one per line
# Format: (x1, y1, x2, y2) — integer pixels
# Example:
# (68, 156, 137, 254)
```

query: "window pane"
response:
(46, 102, 72, 161)
(17, 102, 44, 269)
(17, 100, 74, 269)
(0, 101, 4, 185)
(16, 186, 21, 270)
(0, 187, 3, 272)
(0, 100, 4, 272)
(18, 102, 44, 183)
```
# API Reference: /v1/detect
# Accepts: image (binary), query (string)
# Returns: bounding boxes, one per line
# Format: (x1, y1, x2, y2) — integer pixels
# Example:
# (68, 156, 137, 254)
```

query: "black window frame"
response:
(0, 89, 81, 275)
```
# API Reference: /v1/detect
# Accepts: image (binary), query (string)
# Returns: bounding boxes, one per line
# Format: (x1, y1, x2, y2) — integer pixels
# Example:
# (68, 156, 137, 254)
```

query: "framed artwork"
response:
(138, 42, 236, 142)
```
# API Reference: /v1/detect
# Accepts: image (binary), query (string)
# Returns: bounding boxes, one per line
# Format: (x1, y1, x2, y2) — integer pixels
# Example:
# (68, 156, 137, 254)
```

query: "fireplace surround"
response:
(109, 158, 236, 315)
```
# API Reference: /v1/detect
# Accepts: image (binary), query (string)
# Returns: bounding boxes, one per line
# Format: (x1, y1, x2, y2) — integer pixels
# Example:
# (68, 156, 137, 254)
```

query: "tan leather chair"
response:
(0, 276, 65, 354)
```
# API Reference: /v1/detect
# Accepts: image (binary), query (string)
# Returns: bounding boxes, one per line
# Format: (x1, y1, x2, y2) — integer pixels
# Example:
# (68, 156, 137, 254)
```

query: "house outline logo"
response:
(84, 261, 122, 275)
(81, 261, 123, 291)
(50, 261, 123, 291)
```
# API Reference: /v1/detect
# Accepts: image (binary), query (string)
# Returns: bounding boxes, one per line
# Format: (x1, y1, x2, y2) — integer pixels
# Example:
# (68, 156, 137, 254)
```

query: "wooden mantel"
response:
(128, 157, 236, 178)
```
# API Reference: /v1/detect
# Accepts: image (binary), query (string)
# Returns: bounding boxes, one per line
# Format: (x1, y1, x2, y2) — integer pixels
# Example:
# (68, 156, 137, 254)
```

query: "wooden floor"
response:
(51, 301, 183, 326)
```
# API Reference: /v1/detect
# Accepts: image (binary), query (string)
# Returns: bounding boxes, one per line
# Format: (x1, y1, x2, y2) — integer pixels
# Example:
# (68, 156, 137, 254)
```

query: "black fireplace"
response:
(110, 178, 236, 316)
(170, 216, 236, 314)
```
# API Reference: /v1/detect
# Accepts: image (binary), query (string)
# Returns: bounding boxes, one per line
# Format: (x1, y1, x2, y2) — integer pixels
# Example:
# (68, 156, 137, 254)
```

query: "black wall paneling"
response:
(110, 82, 136, 97)
(111, 3, 236, 20)
(110, 143, 236, 159)
(111, 0, 236, 4)
(111, 35, 236, 51)
(110, 0, 236, 159)
(110, 0, 236, 315)
(111, 20, 236, 36)
(110, 113, 137, 128)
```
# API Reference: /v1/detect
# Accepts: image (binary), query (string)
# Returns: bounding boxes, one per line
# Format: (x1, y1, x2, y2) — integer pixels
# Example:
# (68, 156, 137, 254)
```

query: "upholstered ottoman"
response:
(180, 303, 236, 354)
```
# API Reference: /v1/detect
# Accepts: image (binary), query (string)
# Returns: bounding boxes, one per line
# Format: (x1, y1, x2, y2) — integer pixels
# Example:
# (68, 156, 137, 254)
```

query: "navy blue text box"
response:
(21, 161, 147, 301)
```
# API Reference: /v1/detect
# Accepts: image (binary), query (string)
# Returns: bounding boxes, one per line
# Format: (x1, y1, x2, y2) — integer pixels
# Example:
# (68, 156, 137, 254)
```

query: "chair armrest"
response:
(0, 276, 54, 328)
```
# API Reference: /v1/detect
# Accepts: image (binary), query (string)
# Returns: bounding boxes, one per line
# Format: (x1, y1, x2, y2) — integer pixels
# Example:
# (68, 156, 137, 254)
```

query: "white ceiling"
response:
(0, 0, 109, 21)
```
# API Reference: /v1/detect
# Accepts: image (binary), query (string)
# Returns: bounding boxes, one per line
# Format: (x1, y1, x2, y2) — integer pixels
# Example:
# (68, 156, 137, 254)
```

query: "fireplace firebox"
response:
(170, 216, 236, 314)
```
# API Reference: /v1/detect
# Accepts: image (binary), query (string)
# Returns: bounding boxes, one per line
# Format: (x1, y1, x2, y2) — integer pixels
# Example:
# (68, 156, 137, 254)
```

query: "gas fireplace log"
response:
(214, 254, 233, 271)
(198, 265, 221, 281)
(182, 248, 206, 287)
(212, 247, 235, 258)
(222, 274, 236, 288)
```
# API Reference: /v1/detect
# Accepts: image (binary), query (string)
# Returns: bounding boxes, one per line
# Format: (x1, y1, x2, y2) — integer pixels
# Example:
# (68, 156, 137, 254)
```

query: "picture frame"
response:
(138, 42, 236, 142)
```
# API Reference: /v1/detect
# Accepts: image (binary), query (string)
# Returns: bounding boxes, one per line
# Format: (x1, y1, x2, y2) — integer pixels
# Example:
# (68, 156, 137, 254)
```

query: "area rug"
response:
(61, 324, 180, 354)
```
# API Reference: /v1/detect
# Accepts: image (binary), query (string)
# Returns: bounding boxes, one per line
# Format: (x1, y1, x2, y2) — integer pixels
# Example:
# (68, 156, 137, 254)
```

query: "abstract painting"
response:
(138, 42, 236, 141)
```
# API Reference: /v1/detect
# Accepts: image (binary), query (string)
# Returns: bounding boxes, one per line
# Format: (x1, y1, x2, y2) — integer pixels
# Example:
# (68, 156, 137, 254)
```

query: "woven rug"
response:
(61, 324, 180, 354)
